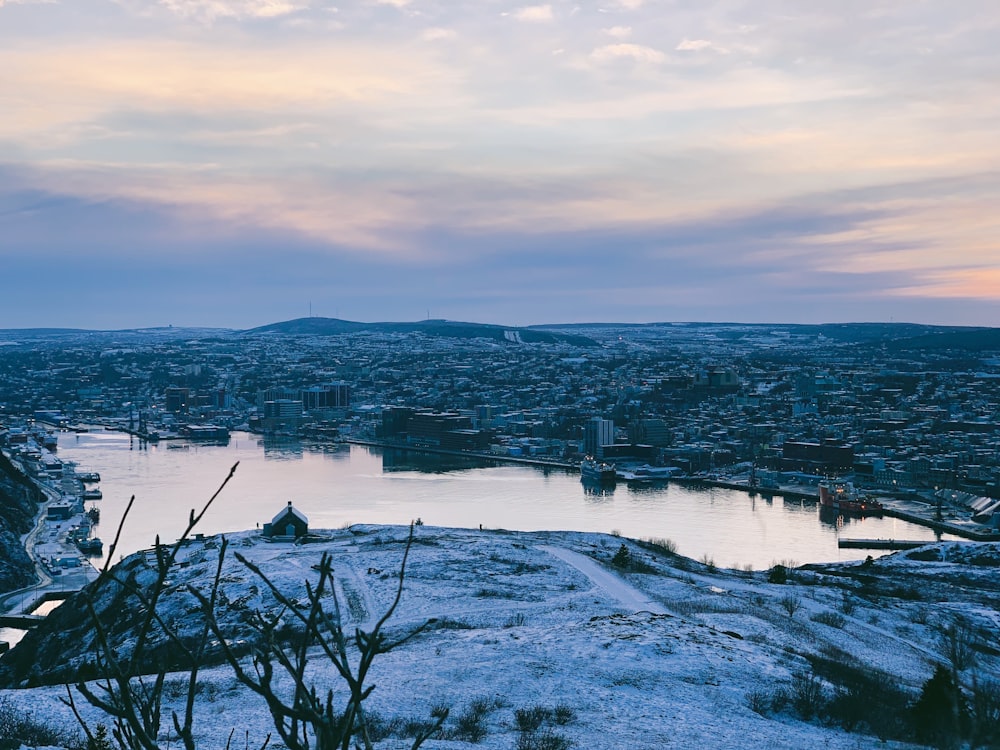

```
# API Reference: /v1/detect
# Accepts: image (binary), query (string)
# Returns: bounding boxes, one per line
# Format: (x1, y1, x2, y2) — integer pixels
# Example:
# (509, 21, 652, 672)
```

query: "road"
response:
(0, 465, 98, 616)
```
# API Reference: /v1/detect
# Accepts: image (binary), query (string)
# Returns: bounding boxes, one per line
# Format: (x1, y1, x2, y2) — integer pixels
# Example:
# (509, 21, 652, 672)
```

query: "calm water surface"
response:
(56, 431, 948, 570)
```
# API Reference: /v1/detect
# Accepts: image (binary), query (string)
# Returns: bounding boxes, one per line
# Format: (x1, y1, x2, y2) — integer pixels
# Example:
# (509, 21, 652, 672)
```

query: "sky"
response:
(1, 0, 999, 330)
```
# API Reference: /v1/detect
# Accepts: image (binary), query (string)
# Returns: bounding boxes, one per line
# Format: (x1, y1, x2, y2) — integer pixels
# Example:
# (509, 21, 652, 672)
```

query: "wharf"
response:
(0, 614, 44, 628)
(684, 476, 1000, 542)
(678, 476, 819, 501)
(879, 498, 1000, 541)
(838, 539, 928, 551)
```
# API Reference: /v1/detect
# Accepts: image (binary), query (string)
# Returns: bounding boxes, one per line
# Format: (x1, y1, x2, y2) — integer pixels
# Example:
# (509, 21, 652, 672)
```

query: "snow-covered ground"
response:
(3, 526, 998, 749)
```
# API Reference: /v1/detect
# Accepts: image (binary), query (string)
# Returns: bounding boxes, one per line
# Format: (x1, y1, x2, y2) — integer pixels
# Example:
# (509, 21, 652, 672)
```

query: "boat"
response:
(819, 481, 883, 515)
(78, 471, 101, 482)
(82, 488, 103, 500)
(76, 537, 103, 555)
(580, 457, 617, 485)
(624, 465, 677, 482)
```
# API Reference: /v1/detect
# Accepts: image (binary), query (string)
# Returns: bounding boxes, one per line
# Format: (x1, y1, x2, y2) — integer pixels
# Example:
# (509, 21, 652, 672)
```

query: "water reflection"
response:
(381, 448, 494, 473)
(622, 481, 668, 498)
(581, 480, 616, 500)
(56, 432, 958, 570)
(259, 435, 305, 458)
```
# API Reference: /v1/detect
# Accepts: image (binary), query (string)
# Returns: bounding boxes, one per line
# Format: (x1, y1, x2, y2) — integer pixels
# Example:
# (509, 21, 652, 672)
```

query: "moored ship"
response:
(76, 537, 103, 555)
(580, 457, 617, 485)
(819, 481, 883, 515)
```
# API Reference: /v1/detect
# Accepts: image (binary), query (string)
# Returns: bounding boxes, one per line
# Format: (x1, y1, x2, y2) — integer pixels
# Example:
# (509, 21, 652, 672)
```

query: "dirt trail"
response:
(538, 545, 667, 614)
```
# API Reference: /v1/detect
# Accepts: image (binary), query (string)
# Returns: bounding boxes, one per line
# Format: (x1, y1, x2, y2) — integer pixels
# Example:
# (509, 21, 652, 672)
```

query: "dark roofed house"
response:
(262, 501, 308, 540)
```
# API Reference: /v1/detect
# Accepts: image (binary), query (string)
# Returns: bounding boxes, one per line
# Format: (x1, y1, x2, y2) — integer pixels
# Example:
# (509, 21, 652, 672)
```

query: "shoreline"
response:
(342, 438, 576, 471)
(346, 440, 1000, 542)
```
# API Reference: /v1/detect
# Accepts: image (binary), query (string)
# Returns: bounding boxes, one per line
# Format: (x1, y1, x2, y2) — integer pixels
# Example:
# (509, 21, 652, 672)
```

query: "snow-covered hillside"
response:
(2, 526, 998, 749)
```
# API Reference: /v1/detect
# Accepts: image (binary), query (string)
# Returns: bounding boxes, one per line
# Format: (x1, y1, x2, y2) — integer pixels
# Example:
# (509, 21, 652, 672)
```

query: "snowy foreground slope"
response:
(2, 525, 999, 749)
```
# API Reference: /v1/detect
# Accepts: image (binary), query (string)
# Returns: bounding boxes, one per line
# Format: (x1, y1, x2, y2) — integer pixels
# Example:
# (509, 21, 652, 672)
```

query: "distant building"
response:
(256, 387, 299, 411)
(693, 367, 741, 390)
(629, 418, 671, 447)
(165, 387, 189, 414)
(263, 400, 304, 420)
(302, 383, 351, 411)
(262, 399, 304, 431)
(381, 406, 415, 438)
(262, 502, 308, 539)
(475, 405, 496, 428)
(583, 417, 615, 457)
(781, 440, 854, 473)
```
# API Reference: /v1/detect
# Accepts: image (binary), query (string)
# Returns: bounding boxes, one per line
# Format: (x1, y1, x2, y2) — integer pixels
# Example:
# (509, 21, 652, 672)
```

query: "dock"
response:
(0, 614, 45, 628)
(838, 539, 929, 551)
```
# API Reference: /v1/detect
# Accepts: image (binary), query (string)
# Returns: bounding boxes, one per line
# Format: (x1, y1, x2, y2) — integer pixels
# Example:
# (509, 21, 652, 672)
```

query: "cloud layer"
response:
(1, 0, 998, 327)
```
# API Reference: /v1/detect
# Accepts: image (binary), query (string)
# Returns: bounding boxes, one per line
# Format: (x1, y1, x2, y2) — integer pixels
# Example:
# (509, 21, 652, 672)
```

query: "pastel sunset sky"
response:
(1, 0, 998, 328)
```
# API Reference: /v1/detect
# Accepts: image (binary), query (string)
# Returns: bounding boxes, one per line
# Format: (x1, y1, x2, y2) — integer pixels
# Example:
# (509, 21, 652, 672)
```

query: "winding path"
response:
(537, 545, 667, 614)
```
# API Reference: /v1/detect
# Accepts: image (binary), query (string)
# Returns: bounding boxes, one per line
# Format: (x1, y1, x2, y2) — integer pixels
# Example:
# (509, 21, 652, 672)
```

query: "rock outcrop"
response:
(0, 451, 41, 593)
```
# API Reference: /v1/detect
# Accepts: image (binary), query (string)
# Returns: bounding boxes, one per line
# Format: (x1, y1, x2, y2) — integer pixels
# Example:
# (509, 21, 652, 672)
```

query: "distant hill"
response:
(1, 321, 995, 351)
(0, 328, 90, 338)
(0, 327, 231, 341)
(244, 317, 599, 346)
(537, 321, 998, 347)
(883, 327, 1000, 352)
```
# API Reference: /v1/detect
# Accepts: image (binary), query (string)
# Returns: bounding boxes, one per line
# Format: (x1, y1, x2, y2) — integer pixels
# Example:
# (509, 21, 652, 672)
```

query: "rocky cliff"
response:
(0, 451, 41, 593)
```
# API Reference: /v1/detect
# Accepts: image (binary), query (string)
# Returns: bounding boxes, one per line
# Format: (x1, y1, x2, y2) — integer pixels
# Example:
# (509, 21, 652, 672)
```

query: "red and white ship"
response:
(819, 481, 883, 515)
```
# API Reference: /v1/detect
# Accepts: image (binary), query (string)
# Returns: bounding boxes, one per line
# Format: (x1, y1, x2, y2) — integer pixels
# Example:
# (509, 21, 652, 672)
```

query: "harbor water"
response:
(57, 431, 950, 570)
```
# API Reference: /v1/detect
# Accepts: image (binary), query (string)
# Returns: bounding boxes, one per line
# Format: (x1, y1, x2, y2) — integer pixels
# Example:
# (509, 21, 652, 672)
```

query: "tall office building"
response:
(583, 417, 615, 457)
(302, 383, 351, 410)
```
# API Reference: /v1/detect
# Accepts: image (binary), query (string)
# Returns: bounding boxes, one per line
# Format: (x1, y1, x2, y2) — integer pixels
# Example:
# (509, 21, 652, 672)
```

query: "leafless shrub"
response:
(939, 616, 978, 672)
(63, 464, 447, 750)
(811, 611, 846, 629)
(513, 704, 574, 750)
(552, 705, 575, 725)
(745, 689, 771, 716)
(971, 673, 1000, 746)
(445, 696, 503, 743)
(504, 612, 527, 628)
(791, 672, 825, 720)
(839, 592, 856, 615)
(63, 463, 242, 750)
(197, 528, 447, 750)
(779, 594, 802, 618)
(515, 706, 550, 733)
(0, 694, 74, 747)
(514, 728, 572, 750)
(640, 537, 677, 555)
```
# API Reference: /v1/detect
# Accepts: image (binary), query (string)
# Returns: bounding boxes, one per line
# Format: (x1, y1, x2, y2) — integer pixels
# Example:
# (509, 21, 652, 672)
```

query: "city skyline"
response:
(1, 1, 999, 329)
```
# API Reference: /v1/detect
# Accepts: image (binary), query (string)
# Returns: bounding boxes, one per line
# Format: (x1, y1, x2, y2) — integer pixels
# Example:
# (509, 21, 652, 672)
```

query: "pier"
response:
(0, 614, 45, 628)
(838, 539, 929, 551)
(687, 476, 1000, 542)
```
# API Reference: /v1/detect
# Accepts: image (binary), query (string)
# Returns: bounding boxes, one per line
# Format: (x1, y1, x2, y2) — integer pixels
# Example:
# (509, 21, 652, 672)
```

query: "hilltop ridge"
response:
(1, 525, 997, 748)
(243, 317, 600, 346)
